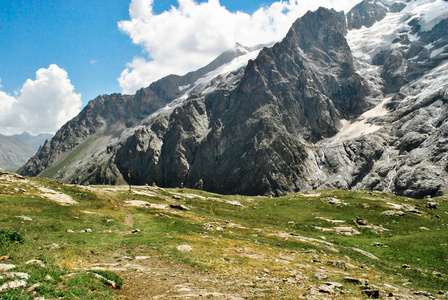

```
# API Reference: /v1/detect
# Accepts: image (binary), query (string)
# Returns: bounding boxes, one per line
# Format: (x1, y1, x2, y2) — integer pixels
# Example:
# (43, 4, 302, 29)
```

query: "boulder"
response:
(177, 245, 193, 252)
(0, 264, 16, 272)
(427, 202, 438, 209)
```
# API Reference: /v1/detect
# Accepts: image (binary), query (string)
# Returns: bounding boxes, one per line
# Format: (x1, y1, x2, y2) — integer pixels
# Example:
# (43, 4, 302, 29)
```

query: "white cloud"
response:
(0, 64, 82, 135)
(118, 0, 361, 94)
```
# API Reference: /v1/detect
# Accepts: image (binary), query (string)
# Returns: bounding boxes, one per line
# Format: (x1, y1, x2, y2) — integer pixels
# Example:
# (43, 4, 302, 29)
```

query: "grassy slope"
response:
(0, 173, 447, 299)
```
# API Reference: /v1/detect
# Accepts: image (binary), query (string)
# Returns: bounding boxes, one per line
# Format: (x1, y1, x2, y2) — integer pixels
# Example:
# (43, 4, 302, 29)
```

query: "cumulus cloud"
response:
(0, 65, 82, 135)
(118, 0, 361, 94)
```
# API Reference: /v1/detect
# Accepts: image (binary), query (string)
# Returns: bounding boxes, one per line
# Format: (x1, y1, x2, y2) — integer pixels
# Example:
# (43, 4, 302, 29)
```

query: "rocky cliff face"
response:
(20, 0, 448, 198)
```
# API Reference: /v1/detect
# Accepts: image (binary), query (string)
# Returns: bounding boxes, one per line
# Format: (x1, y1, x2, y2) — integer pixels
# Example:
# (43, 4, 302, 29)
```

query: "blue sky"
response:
(0, 0, 285, 103)
(0, 0, 360, 135)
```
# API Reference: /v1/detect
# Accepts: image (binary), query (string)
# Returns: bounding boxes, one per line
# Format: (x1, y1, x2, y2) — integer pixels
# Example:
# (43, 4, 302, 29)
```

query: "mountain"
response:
(0, 136, 35, 172)
(11, 132, 53, 151)
(20, 0, 448, 198)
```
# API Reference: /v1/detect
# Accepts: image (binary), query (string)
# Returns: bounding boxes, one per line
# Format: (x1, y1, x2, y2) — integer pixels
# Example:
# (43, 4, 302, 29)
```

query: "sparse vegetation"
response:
(1, 171, 447, 299)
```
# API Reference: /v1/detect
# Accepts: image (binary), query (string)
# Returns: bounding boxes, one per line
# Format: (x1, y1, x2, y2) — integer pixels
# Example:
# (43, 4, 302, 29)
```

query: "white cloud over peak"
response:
(118, 0, 361, 94)
(0, 65, 82, 135)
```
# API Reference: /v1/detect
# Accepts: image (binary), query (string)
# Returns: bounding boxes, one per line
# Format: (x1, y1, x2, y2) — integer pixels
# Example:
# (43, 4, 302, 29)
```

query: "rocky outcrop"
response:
(114, 7, 371, 196)
(347, 0, 388, 30)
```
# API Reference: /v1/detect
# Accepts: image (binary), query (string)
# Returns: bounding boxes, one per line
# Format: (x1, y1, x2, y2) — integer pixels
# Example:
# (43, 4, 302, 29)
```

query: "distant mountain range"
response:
(0, 133, 52, 171)
(20, 0, 448, 198)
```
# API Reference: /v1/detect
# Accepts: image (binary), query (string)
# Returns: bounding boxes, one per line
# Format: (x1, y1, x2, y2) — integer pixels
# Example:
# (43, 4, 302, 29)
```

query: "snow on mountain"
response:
(117, 44, 264, 144)
(326, 97, 390, 145)
(192, 45, 262, 91)
(348, 0, 448, 62)
(341, 0, 448, 141)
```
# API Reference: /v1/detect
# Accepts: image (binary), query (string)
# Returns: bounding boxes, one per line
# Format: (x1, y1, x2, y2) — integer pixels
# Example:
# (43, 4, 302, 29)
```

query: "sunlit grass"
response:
(1, 174, 447, 298)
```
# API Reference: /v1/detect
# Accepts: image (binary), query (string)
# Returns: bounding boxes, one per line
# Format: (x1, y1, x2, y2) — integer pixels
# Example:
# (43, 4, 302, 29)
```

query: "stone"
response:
(427, 202, 438, 209)
(314, 272, 328, 280)
(194, 179, 204, 190)
(0, 279, 27, 292)
(45, 275, 54, 281)
(327, 260, 347, 270)
(362, 289, 381, 299)
(0, 264, 16, 272)
(3, 272, 30, 280)
(318, 284, 335, 295)
(382, 210, 396, 216)
(343, 277, 368, 285)
(0, 255, 11, 261)
(48, 243, 60, 249)
(27, 283, 41, 292)
(25, 259, 45, 267)
(356, 217, 368, 226)
(15, 216, 32, 221)
(396, 211, 406, 217)
(92, 272, 118, 288)
(402, 264, 411, 269)
(177, 245, 193, 252)
(408, 207, 422, 214)
(325, 198, 342, 205)
(170, 204, 190, 211)
(414, 291, 433, 297)
(135, 256, 151, 260)
(325, 282, 343, 288)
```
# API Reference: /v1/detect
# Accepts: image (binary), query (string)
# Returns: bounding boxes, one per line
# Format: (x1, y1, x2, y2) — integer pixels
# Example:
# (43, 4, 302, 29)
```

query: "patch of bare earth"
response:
(91, 249, 250, 299)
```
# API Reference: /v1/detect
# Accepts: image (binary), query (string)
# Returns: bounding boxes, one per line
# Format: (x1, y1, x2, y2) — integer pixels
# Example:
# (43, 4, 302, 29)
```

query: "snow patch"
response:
(418, 0, 448, 32)
(406, 59, 448, 102)
(430, 45, 448, 58)
(326, 97, 391, 144)
(194, 49, 261, 87)
(178, 84, 191, 91)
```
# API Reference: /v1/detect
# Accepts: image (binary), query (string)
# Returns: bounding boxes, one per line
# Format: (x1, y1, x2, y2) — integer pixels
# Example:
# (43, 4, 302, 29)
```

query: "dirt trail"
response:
(96, 189, 135, 228)
(91, 249, 250, 300)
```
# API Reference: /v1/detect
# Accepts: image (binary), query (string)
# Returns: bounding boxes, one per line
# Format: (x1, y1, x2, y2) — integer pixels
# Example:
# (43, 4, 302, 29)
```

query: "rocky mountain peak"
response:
(286, 7, 347, 50)
(347, 0, 388, 30)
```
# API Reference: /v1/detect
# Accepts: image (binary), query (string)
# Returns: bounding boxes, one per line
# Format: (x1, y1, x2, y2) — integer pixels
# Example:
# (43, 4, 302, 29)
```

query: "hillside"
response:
(0, 136, 35, 172)
(1, 169, 447, 299)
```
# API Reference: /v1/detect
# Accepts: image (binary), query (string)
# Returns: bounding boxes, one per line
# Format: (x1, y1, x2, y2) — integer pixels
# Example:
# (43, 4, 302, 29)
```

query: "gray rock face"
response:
(20, 1, 448, 198)
(347, 0, 388, 30)
(114, 7, 370, 196)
